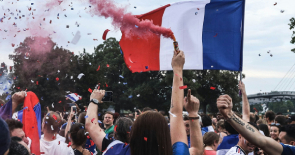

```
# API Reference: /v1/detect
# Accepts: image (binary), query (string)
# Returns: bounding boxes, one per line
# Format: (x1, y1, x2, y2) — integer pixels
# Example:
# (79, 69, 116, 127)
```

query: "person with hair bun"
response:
(69, 123, 91, 155)
(203, 132, 221, 155)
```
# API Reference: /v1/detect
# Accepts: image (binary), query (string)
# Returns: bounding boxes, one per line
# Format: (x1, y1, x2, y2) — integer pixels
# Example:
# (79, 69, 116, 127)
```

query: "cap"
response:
(0, 117, 11, 155)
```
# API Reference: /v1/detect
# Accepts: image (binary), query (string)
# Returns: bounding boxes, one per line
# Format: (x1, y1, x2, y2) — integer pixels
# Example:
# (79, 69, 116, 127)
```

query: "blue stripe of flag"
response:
(203, 0, 245, 71)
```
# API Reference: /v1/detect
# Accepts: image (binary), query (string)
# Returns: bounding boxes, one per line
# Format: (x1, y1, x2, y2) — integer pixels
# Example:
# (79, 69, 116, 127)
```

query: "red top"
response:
(203, 150, 216, 155)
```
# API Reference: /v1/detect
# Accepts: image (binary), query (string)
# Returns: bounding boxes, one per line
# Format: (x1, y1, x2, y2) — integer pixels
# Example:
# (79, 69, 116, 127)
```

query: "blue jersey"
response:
(281, 143, 295, 155)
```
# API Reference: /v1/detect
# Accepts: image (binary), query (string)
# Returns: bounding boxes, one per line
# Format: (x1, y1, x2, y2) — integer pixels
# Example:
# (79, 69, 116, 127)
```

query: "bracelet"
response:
(188, 117, 199, 120)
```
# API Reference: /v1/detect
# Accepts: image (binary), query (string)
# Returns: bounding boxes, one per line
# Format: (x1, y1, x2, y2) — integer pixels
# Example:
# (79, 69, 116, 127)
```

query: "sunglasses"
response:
(270, 123, 281, 126)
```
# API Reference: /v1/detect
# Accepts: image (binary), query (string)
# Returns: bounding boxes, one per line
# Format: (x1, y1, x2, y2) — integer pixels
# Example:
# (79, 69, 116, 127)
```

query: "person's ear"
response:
(290, 141, 295, 146)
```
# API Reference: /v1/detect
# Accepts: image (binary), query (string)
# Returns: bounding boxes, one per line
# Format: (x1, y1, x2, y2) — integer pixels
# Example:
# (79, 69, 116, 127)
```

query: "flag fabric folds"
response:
(22, 92, 41, 155)
(119, 0, 245, 73)
(66, 93, 82, 102)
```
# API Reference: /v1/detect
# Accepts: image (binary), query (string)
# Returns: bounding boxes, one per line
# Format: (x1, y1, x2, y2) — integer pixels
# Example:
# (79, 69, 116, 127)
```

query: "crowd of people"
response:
(0, 50, 295, 155)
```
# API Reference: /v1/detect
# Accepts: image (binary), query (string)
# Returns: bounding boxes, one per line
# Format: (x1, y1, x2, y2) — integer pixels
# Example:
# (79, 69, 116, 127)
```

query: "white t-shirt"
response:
(40, 136, 74, 155)
(225, 146, 246, 155)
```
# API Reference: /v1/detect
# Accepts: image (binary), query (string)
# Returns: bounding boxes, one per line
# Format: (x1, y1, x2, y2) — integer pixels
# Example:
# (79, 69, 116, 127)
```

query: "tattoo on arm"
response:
(246, 124, 255, 132)
(232, 114, 245, 126)
(231, 114, 255, 133)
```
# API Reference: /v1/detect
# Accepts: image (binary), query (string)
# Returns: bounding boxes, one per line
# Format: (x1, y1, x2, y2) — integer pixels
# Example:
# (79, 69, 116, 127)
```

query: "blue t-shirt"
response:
(281, 143, 295, 155)
(173, 142, 189, 155)
(187, 135, 191, 148)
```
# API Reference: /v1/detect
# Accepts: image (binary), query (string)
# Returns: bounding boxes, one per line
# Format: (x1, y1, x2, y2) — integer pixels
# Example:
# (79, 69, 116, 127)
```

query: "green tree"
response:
(11, 37, 77, 112)
(289, 17, 295, 53)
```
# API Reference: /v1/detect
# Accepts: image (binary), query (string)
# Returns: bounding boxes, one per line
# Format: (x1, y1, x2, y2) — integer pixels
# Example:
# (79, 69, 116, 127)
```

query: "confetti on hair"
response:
(179, 85, 187, 89)
(114, 125, 117, 132)
(169, 111, 177, 117)
(175, 73, 182, 81)
(84, 132, 89, 135)
(144, 137, 147, 141)
(51, 125, 54, 130)
(46, 117, 49, 120)
(56, 77, 59, 81)
(52, 115, 57, 120)
(87, 136, 90, 139)
(107, 64, 110, 67)
(68, 142, 71, 147)
(58, 101, 62, 103)
(91, 118, 95, 123)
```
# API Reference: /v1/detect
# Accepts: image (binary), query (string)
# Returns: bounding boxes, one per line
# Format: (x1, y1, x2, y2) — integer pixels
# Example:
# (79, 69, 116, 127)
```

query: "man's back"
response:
(40, 137, 74, 155)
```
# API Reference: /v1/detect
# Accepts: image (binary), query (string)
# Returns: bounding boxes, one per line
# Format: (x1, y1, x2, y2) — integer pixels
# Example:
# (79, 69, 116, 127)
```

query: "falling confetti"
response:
(102, 29, 110, 40)
(179, 85, 187, 89)
(77, 73, 85, 79)
(144, 137, 147, 141)
(210, 87, 216, 90)
(88, 88, 93, 93)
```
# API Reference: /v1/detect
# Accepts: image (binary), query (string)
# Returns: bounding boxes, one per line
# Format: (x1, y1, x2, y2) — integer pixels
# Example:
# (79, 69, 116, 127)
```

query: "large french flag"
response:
(22, 92, 41, 155)
(120, 0, 245, 73)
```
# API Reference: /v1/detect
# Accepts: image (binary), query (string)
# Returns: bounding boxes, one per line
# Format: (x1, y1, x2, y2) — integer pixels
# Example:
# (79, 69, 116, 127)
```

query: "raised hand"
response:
(90, 89, 105, 103)
(183, 89, 200, 116)
(171, 50, 185, 70)
(238, 81, 246, 94)
(216, 95, 233, 118)
(12, 91, 26, 104)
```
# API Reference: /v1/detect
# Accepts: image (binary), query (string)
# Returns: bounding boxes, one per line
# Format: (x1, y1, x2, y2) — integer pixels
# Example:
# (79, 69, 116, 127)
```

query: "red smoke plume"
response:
(89, 0, 175, 40)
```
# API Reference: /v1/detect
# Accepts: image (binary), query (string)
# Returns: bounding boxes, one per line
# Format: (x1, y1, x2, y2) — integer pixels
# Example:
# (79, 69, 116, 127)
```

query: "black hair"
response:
(224, 121, 239, 135)
(8, 136, 30, 155)
(258, 124, 270, 137)
(5, 119, 23, 133)
(265, 111, 276, 121)
(69, 123, 87, 146)
(280, 124, 295, 143)
(202, 115, 212, 127)
(275, 115, 287, 126)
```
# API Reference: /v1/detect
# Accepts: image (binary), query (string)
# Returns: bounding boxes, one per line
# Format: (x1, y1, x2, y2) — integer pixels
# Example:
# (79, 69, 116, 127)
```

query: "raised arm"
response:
(65, 107, 74, 138)
(239, 81, 250, 122)
(170, 50, 187, 145)
(184, 89, 203, 155)
(12, 91, 26, 114)
(85, 89, 106, 151)
(217, 95, 283, 155)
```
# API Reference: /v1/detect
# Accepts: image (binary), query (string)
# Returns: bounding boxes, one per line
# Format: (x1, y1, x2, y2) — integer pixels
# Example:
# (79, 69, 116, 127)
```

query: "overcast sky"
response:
(0, 0, 295, 95)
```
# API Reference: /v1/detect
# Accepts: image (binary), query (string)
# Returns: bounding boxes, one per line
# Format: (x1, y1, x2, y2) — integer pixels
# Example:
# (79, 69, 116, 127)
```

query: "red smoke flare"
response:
(89, 0, 175, 40)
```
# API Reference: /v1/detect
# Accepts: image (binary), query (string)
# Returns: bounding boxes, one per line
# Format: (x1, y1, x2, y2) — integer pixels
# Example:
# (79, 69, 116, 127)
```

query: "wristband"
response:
(188, 117, 199, 120)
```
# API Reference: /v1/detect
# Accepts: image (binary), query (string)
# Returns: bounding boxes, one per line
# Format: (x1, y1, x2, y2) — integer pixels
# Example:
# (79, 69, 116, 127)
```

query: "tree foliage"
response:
(8, 37, 242, 114)
(289, 17, 295, 53)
